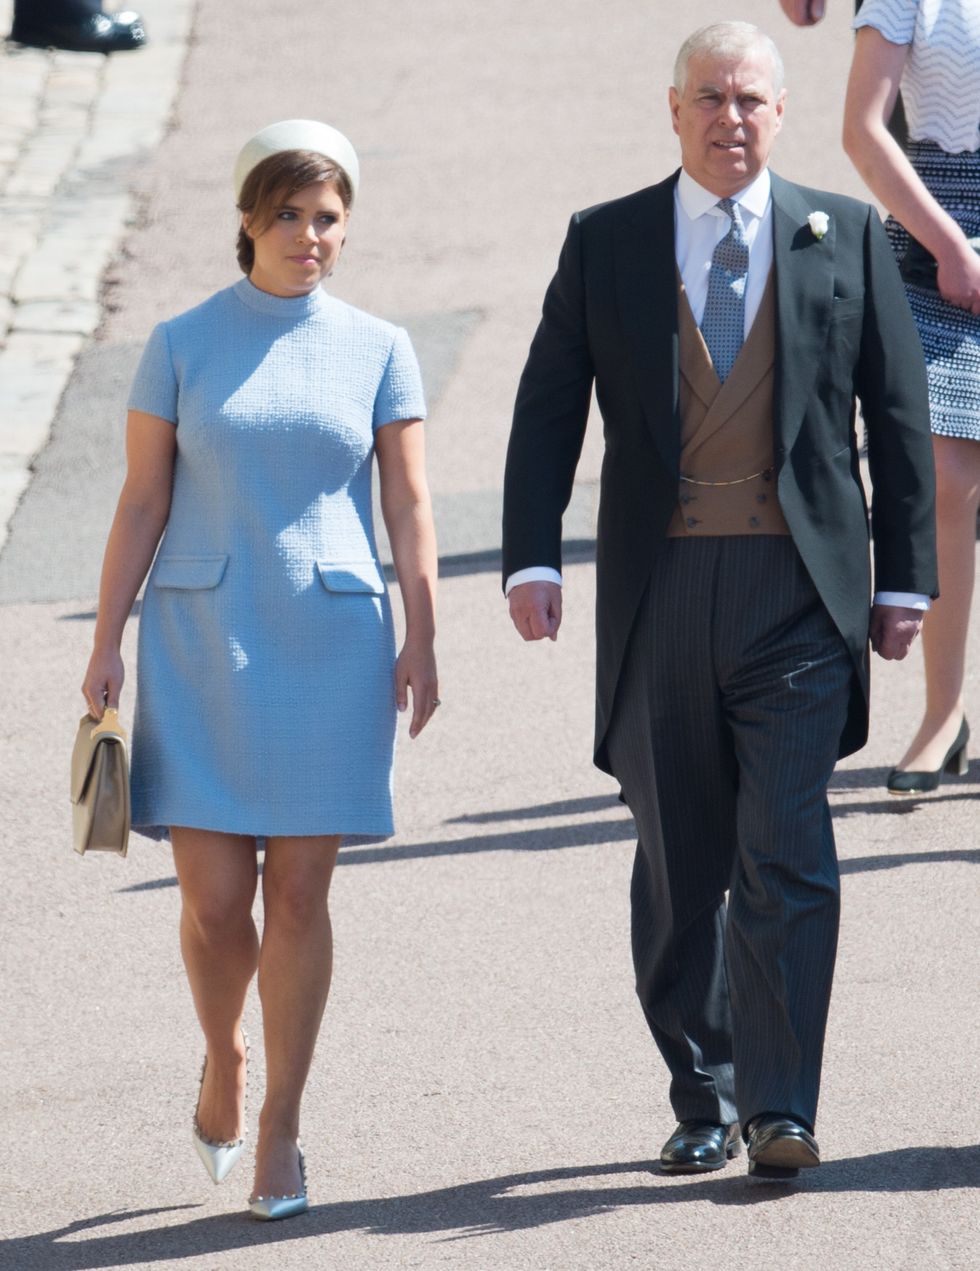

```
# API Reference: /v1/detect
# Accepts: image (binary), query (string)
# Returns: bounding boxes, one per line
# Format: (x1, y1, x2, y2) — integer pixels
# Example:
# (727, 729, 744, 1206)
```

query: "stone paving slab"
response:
(0, 0, 194, 553)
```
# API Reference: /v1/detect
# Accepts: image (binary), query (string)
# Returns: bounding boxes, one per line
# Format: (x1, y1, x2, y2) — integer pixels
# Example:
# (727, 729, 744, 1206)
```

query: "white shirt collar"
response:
(676, 167, 772, 222)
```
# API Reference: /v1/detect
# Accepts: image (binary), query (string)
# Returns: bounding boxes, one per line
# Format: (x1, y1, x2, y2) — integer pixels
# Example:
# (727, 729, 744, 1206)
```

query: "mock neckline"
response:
(233, 277, 327, 317)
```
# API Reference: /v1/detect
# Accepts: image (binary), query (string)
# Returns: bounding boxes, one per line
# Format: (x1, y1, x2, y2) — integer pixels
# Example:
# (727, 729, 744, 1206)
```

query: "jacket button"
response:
(748, 515, 760, 528)
(686, 517, 699, 528)
(680, 494, 691, 505)
(756, 493, 767, 504)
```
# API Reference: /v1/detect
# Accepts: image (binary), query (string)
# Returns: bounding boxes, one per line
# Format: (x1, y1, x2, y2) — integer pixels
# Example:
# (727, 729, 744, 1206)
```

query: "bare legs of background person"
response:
(172, 829, 340, 1199)
(895, 435, 980, 772)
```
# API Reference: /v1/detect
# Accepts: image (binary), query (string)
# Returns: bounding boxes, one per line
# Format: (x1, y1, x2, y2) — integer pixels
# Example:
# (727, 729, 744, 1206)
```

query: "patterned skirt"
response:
(885, 141, 980, 442)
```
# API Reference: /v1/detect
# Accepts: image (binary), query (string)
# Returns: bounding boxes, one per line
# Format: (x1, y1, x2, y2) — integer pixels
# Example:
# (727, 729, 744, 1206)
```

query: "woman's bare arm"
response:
(843, 26, 980, 312)
(375, 418, 438, 739)
(82, 410, 177, 714)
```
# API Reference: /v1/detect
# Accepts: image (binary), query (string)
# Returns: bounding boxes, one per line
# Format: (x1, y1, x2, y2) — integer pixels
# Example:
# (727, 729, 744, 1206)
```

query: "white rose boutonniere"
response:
(807, 211, 830, 241)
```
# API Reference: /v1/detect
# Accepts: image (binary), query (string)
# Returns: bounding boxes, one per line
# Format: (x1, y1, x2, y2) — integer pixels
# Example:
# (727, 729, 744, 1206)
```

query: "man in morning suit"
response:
(502, 22, 936, 1179)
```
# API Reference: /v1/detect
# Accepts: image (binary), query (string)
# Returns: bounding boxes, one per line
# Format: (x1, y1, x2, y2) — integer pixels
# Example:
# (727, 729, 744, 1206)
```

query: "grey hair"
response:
(673, 22, 784, 96)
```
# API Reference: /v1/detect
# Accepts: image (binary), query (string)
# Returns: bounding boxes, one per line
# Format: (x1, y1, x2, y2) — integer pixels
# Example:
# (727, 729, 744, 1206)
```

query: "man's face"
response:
(669, 47, 785, 198)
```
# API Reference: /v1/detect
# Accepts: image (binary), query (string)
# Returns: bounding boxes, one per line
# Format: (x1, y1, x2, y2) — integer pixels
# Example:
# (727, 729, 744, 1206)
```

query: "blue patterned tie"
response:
(700, 197, 749, 382)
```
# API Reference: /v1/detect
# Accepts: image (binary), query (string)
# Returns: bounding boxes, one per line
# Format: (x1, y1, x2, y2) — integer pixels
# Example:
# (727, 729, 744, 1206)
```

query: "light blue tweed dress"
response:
(127, 277, 426, 843)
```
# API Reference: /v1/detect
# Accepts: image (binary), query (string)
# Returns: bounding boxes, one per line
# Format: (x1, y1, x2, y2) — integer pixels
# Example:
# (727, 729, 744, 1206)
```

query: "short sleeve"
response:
(372, 327, 427, 432)
(853, 0, 916, 45)
(127, 322, 178, 423)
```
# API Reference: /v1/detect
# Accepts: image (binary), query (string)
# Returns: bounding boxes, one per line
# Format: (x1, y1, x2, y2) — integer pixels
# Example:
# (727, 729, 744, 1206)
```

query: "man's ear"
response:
(241, 214, 254, 240)
(668, 86, 681, 136)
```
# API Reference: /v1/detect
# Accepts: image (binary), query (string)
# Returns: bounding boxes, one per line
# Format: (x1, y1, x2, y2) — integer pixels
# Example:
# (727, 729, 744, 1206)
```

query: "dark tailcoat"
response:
(502, 170, 938, 769)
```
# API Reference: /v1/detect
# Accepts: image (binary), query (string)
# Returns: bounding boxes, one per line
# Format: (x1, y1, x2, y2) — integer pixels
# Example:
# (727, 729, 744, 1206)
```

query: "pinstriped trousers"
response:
(606, 536, 853, 1133)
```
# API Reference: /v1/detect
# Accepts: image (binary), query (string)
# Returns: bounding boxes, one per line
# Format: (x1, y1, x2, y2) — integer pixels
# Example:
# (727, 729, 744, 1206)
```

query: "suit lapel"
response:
(677, 285, 721, 411)
(612, 172, 836, 475)
(613, 174, 681, 477)
(770, 172, 836, 459)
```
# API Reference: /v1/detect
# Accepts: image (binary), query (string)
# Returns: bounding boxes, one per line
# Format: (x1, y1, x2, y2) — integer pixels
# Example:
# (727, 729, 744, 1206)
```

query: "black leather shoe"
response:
(746, 1115, 820, 1179)
(660, 1120, 741, 1174)
(10, 10, 147, 53)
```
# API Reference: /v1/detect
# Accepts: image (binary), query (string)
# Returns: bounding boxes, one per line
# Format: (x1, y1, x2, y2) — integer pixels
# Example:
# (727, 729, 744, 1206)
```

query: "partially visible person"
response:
(777, 0, 870, 26)
(779, 0, 828, 23)
(779, 0, 910, 143)
(844, 0, 980, 793)
(8, 0, 145, 52)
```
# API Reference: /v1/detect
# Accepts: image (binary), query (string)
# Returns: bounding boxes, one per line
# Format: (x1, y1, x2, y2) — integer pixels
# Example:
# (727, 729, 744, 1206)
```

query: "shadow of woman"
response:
(10, 1146, 978, 1267)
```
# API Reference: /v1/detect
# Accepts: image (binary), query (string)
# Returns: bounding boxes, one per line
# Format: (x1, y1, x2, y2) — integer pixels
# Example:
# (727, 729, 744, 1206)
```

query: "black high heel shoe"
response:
(886, 717, 970, 794)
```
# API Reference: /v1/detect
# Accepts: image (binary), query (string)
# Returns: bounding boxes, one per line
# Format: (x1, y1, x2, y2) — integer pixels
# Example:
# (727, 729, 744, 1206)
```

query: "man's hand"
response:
(779, 0, 826, 25)
(508, 581, 563, 642)
(869, 603, 924, 660)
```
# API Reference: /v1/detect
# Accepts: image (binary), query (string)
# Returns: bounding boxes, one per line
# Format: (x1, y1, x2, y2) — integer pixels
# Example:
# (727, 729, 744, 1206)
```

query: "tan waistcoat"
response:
(667, 271, 790, 537)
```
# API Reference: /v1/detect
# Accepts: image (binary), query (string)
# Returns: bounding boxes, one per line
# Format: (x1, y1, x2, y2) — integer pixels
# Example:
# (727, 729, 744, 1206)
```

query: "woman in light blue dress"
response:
(82, 120, 439, 1219)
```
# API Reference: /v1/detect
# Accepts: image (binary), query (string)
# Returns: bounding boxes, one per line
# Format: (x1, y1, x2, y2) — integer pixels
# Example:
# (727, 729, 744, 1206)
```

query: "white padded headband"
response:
(233, 119, 360, 200)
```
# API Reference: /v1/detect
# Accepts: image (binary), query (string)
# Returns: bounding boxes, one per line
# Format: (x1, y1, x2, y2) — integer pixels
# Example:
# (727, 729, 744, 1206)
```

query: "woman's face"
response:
(245, 180, 349, 296)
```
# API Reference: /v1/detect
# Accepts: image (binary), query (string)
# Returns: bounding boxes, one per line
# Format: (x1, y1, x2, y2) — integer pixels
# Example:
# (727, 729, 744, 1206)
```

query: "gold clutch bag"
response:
(70, 709, 131, 857)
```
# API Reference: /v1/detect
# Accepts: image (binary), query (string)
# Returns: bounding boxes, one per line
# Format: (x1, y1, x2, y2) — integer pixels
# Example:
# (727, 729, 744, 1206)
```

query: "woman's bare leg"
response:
(895, 436, 980, 772)
(252, 834, 341, 1199)
(172, 828, 259, 1142)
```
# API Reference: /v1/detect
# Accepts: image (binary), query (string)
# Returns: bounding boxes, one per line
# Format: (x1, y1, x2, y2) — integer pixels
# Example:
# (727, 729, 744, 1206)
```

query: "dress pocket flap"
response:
(316, 560, 386, 595)
(153, 554, 229, 590)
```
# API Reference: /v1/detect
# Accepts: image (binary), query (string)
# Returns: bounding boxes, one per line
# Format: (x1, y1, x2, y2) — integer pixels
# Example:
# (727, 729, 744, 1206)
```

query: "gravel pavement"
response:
(1, 1, 978, 1268)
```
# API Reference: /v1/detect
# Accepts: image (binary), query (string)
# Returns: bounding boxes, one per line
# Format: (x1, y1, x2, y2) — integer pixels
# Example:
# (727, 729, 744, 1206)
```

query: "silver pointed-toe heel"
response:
(192, 1028, 249, 1184)
(192, 1119, 245, 1184)
(249, 1147, 309, 1221)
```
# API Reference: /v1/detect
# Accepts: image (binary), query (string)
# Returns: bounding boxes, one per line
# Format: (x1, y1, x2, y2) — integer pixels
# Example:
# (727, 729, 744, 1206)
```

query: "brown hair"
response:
(236, 149, 354, 275)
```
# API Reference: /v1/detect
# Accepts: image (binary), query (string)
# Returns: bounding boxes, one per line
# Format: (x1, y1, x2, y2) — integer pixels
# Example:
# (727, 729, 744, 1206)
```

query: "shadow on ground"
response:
(118, 803, 633, 893)
(830, 763, 978, 792)
(10, 1147, 979, 1268)
(117, 789, 978, 894)
(839, 848, 980, 873)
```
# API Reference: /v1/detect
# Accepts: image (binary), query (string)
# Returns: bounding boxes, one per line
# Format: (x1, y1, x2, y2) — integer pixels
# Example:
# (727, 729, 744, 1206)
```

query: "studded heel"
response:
(249, 1146, 309, 1221)
(191, 1027, 249, 1184)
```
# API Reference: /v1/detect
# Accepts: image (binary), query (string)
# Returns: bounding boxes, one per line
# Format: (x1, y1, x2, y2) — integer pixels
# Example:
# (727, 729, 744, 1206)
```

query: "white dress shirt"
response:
(506, 168, 929, 611)
(674, 167, 773, 335)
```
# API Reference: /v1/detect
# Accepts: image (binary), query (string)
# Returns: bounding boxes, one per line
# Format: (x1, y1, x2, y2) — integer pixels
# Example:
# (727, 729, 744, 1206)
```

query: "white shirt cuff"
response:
(505, 566, 563, 596)
(873, 591, 931, 610)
